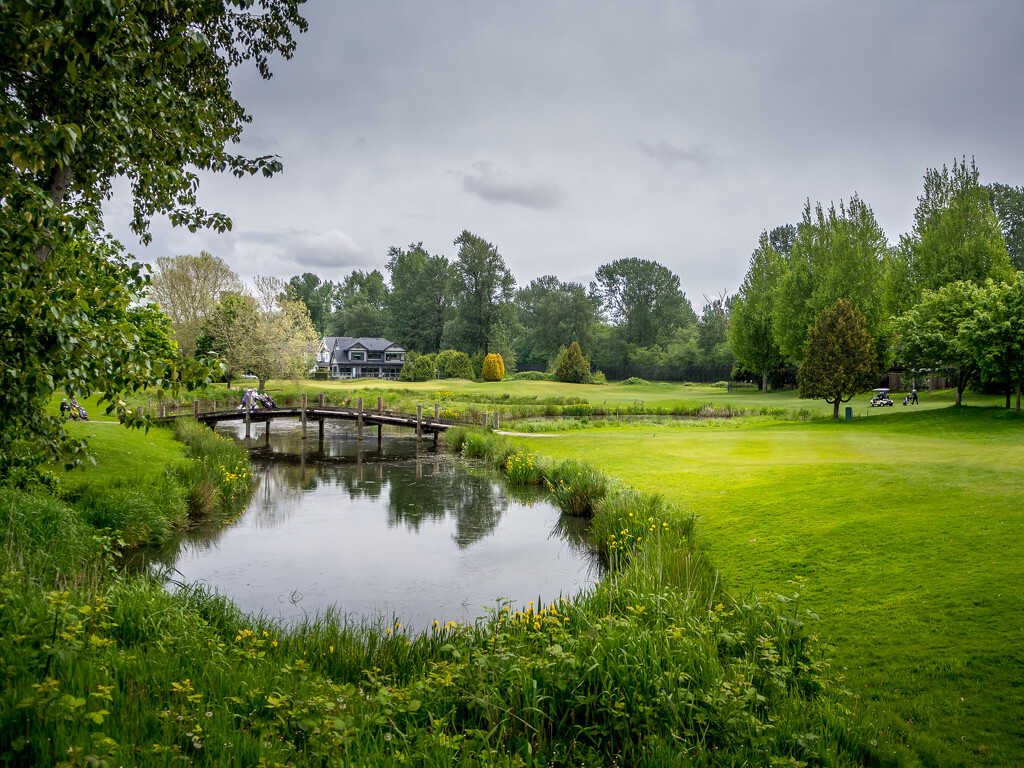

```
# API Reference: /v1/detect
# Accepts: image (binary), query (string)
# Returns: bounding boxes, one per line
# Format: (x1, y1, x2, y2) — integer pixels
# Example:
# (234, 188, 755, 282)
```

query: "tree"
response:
(986, 182, 1024, 272)
(448, 231, 516, 354)
(768, 224, 797, 257)
(1, 1, 306, 470)
(149, 252, 244, 356)
(898, 158, 1013, 306)
(286, 273, 336, 337)
(729, 233, 786, 390)
(1, 232, 213, 475)
(482, 353, 505, 382)
(892, 280, 984, 406)
(961, 274, 1024, 410)
(555, 342, 591, 384)
(1, 1, 307, 261)
(199, 277, 317, 391)
(330, 269, 388, 338)
(798, 299, 879, 419)
(697, 293, 733, 365)
(384, 243, 453, 353)
(592, 258, 696, 353)
(773, 195, 889, 363)
(515, 276, 599, 366)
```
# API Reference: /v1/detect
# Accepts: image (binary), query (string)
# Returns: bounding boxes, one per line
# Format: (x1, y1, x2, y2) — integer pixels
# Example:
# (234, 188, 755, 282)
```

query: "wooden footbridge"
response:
(154, 394, 499, 445)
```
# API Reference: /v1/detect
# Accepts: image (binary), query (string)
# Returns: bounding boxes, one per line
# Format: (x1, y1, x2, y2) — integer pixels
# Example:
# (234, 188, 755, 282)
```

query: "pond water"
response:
(130, 419, 600, 633)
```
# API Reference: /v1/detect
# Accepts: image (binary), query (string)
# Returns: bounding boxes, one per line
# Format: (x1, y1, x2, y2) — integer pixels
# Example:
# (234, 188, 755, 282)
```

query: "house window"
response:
(367, 352, 382, 361)
(350, 351, 365, 361)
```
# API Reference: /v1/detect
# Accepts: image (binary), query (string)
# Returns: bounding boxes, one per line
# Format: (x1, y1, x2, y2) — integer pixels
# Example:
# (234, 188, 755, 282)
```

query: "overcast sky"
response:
(104, 1, 1024, 307)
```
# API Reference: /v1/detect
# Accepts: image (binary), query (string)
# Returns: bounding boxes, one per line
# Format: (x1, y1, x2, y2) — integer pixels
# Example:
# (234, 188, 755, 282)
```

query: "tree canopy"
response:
(0, 1, 307, 473)
(384, 243, 453, 354)
(592, 258, 695, 353)
(728, 233, 786, 390)
(448, 231, 516, 355)
(773, 196, 888, 363)
(798, 299, 879, 419)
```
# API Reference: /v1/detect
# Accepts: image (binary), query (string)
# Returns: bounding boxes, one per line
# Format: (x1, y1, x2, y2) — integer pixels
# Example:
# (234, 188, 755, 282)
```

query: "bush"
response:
(591, 370, 607, 384)
(555, 342, 591, 383)
(482, 353, 505, 381)
(435, 349, 475, 380)
(621, 376, 649, 386)
(543, 458, 609, 517)
(508, 370, 551, 381)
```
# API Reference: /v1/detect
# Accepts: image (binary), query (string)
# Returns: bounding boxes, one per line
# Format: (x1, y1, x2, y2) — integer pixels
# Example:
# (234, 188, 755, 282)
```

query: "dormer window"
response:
(350, 351, 365, 361)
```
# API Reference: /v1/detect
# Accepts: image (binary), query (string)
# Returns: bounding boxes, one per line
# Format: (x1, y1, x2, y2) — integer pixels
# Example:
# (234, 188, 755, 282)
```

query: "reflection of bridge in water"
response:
(154, 395, 486, 449)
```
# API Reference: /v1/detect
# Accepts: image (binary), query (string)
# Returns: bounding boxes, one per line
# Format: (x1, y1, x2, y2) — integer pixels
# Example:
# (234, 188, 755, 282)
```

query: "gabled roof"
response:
(321, 337, 406, 353)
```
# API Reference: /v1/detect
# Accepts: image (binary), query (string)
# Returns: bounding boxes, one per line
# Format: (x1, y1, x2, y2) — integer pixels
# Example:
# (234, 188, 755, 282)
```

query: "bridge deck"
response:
(155, 405, 468, 434)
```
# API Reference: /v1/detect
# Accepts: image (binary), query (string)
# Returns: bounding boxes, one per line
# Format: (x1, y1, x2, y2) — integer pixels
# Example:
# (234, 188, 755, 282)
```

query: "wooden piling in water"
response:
(416, 405, 423, 442)
(245, 397, 250, 438)
(357, 397, 364, 443)
(301, 393, 307, 439)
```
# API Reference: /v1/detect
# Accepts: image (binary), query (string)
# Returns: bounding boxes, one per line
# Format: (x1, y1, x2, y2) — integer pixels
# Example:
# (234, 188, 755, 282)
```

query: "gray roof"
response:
(322, 337, 405, 352)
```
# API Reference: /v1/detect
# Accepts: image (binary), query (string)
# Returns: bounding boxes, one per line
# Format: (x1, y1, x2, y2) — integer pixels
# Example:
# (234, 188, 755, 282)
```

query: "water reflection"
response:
(129, 418, 600, 632)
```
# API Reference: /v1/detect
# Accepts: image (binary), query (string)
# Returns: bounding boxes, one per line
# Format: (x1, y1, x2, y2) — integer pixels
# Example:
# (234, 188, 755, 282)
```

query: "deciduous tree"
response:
(286, 273, 336, 337)
(986, 182, 1024, 272)
(773, 196, 889, 362)
(385, 244, 453, 353)
(892, 280, 984, 406)
(448, 231, 516, 354)
(729, 233, 786, 390)
(898, 158, 1013, 305)
(961, 274, 1024, 410)
(330, 269, 389, 338)
(592, 258, 695, 353)
(798, 299, 879, 419)
(149, 252, 243, 357)
(515, 276, 599, 366)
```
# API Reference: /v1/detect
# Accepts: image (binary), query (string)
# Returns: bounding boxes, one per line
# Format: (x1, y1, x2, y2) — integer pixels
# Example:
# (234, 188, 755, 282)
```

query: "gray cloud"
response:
(636, 140, 715, 172)
(457, 162, 566, 210)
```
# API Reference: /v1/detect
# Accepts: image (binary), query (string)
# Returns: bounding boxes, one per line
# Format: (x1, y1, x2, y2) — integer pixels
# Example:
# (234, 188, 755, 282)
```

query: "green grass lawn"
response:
(510, 406, 1024, 767)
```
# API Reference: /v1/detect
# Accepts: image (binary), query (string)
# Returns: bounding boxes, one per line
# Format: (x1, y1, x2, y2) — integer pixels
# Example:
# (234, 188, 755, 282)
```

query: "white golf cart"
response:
(869, 388, 894, 407)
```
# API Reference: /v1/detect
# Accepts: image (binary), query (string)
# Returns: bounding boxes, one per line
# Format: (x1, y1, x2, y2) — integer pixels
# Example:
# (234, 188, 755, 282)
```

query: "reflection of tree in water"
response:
(386, 462, 509, 548)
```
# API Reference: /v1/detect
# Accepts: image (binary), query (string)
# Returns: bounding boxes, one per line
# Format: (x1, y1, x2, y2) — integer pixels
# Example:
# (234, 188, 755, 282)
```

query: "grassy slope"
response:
(511, 406, 1024, 766)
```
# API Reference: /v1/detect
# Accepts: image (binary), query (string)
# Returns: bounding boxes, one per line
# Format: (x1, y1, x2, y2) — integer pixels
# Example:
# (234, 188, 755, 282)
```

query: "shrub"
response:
(591, 370, 607, 384)
(621, 376, 649, 386)
(509, 370, 551, 381)
(482, 353, 505, 381)
(555, 342, 590, 383)
(435, 349, 475, 380)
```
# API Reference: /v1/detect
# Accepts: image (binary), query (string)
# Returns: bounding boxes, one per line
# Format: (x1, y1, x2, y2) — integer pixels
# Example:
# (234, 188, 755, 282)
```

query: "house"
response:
(315, 337, 407, 380)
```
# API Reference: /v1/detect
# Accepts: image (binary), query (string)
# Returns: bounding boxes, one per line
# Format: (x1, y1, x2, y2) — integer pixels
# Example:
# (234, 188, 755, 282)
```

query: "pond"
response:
(130, 419, 600, 633)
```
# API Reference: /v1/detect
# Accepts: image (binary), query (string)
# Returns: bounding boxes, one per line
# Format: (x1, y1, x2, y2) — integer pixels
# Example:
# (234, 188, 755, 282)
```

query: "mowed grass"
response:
(511, 406, 1024, 767)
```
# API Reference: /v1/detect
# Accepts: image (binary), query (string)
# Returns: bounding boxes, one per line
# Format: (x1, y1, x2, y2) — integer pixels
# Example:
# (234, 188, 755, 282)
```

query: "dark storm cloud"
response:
(456, 162, 566, 210)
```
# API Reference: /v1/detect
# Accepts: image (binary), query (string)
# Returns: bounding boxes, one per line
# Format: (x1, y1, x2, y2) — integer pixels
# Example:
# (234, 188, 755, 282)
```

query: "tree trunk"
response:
(832, 400, 840, 419)
(1007, 389, 1012, 409)
(34, 164, 75, 263)
(761, 368, 768, 392)
(1017, 384, 1021, 412)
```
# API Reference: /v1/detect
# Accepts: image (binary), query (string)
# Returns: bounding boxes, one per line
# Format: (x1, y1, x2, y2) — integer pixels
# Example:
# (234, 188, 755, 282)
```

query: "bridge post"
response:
(245, 396, 251, 438)
(159, 403, 165, 418)
(301, 393, 307, 440)
(209, 400, 215, 414)
(377, 396, 383, 413)
(378, 424, 383, 449)
(318, 392, 324, 407)
(416, 405, 423, 442)
(265, 420, 270, 447)
(137, 406, 144, 420)
(318, 419, 324, 451)
(493, 411, 499, 430)
(434, 403, 439, 420)
(357, 397, 364, 443)
(482, 412, 488, 428)
(193, 400, 200, 418)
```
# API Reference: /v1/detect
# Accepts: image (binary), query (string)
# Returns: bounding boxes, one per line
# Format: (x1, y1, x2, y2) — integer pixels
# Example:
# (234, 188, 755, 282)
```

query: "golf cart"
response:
(869, 388, 894, 407)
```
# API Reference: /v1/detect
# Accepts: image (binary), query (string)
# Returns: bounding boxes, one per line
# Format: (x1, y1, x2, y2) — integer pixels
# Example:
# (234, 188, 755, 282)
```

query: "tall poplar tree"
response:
(729, 233, 786, 390)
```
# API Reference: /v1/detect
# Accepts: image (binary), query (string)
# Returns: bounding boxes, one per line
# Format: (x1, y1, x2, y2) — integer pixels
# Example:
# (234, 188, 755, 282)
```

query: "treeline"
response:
(728, 158, 1023, 408)
(281, 231, 728, 373)
(148, 158, 1022, 398)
